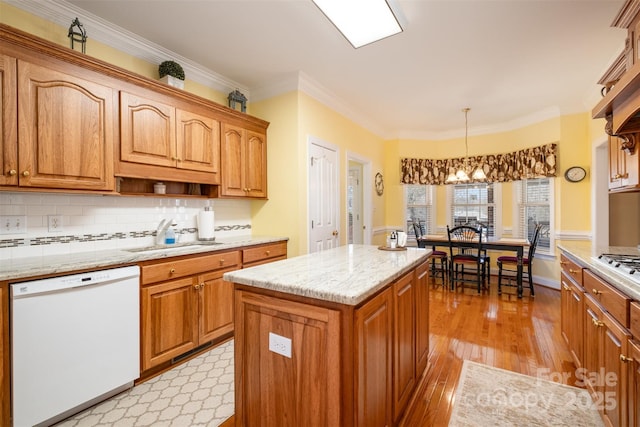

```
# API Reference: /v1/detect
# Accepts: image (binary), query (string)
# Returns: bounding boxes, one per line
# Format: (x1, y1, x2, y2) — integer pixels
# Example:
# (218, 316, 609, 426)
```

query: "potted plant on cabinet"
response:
(158, 60, 185, 89)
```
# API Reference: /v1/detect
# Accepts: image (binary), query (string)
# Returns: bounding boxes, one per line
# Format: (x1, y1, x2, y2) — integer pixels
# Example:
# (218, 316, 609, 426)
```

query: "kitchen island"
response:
(223, 244, 431, 426)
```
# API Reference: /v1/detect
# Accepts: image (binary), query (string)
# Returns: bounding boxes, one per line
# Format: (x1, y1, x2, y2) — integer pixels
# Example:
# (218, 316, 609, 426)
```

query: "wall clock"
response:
(375, 172, 384, 196)
(564, 166, 586, 183)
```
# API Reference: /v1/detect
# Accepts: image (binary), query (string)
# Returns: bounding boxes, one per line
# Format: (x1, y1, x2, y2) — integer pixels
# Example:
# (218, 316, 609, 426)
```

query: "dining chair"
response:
(414, 221, 448, 287)
(446, 225, 486, 293)
(464, 220, 491, 283)
(497, 223, 544, 296)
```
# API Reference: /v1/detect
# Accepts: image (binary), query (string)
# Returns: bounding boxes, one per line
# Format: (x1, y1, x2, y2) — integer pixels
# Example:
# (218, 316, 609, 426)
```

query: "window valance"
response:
(400, 143, 557, 185)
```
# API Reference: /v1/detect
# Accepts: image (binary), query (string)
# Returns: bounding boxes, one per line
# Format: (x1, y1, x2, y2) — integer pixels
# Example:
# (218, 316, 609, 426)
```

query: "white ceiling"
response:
(58, 0, 626, 139)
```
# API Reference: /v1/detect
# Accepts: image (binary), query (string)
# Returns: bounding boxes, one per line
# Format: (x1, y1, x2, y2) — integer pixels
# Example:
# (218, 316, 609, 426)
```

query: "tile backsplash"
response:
(0, 192, 251, 259)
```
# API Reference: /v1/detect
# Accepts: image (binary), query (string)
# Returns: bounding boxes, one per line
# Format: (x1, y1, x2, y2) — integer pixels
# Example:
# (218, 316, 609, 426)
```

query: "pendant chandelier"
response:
(446, 108, 486, 183)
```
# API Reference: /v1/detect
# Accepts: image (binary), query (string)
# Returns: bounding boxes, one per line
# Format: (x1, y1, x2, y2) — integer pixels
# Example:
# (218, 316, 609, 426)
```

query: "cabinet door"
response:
(393, 271, 416, 421)
(17, 60, 114, 190)
(120, 91, 176, 168)
(601, 310, 630, 427)
(176, 109, 220, 178)
(245, 130, 267, 198)
(0, 55, 17, 186)
(583, 296, 603, 397)
(609, 135, 627, 189)
(234, 290, 341, 427)
(561, 272, 584, 368)
(141, 277, 199, 371)
(415, 261, 430, 376)
(220, 123, 245, 196)
(355, 287, 392, 427)
(198, 269, 234, 344)
(628, 339, 640, 427)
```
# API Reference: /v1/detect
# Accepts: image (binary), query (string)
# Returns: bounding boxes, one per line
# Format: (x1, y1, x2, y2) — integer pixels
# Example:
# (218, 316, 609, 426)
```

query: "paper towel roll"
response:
(197, 208, 215, 240)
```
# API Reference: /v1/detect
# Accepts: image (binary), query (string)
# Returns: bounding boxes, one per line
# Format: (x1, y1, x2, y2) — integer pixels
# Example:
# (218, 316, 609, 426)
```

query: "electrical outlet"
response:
(0, 215, 27, 234)
(268, 332, 292, 358)
(48, 215, 63, 232)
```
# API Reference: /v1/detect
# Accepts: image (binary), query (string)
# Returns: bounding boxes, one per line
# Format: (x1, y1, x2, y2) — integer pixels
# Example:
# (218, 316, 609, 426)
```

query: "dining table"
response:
(417, 234, 530, 298)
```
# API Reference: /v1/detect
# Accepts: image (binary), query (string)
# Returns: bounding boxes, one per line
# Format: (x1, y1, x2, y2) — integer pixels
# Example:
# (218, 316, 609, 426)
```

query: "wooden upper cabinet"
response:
(120, 91, 176, 168)
(220, 123, 267, 198)
(0, 55, 17, 186)
(609, 135, 639, 191)
(176, 109, 220, 174)
(17, 60, 115, 190)
(119, 90, 221, 184)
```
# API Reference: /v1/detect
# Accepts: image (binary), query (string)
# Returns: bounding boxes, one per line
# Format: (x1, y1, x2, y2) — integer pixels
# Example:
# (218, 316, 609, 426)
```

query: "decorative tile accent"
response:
(57, 340, 235, 427)
(0, 225, 251, 248)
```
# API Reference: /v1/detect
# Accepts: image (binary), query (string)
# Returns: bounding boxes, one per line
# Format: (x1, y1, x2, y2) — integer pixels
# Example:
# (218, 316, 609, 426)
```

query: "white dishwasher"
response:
(11, 265, 140, 427)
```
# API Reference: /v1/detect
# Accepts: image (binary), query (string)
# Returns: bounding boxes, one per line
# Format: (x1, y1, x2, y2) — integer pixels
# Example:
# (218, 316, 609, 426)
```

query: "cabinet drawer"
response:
(242, 242, 287, 266)
(560, 254, 583, 285)
(631, 302, 640, 338)
(584, 269, 631, 328)
(141, 251, 241, 284)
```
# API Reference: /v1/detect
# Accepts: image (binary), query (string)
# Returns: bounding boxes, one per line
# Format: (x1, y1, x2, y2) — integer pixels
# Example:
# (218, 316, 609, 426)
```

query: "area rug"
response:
(448, 360, 604, 426)
(57, 339, 234, 427)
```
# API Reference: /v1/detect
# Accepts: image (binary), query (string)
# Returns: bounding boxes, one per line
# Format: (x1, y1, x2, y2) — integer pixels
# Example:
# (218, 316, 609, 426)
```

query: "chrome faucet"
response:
(155, 218, 174, 245)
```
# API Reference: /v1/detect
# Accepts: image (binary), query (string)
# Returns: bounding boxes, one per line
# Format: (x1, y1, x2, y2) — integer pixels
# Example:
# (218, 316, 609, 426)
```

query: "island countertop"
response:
(223, 244, 431, 305)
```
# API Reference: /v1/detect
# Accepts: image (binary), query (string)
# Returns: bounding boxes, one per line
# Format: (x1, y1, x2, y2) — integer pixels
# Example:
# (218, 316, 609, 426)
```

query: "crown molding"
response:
(6, 0, 249, 96)
(612, 0, 640, 29)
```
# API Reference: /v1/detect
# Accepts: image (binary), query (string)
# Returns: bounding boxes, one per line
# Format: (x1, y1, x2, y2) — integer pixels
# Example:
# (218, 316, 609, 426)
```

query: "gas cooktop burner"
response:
(597, 253, 640, 282)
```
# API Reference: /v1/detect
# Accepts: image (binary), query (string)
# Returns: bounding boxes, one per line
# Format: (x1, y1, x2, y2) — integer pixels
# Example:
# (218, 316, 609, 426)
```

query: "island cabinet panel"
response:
(392, 272, 416, 421)
(234, 290, 341, 427)
(0, 283, 8, 427)
(0, 54, 17, 187)
(17, 60, 115, 190)
(415, 261, 430, 379)
(355, 287, 393, 427)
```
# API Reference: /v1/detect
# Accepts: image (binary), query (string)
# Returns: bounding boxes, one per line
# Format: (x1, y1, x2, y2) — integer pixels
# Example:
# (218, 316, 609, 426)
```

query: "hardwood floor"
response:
(401, 278, 578, 426)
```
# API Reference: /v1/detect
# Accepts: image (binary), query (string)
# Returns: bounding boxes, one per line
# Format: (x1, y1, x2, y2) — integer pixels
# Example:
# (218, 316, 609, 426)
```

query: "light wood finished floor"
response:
(401, 279, 577, 426)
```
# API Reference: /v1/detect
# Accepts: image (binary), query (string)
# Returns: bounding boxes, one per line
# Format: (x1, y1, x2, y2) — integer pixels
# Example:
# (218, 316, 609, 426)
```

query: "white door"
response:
(309, 139, 339, 253)
(348, 163, 363, 244)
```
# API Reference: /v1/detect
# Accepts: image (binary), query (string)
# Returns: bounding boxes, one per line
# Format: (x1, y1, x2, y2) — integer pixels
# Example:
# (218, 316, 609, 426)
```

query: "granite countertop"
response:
(223, 244, 432, 306)
(557, 241, 640, 301)
(0, 235, 288, 282)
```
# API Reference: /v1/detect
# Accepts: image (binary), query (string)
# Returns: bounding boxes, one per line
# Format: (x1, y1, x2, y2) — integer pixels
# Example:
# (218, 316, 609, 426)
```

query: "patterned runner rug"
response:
(448, 360, 604, 426)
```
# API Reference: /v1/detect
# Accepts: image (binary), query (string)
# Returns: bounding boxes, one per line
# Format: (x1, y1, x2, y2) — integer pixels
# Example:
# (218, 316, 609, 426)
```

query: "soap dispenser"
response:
(165, 227, 176, 244)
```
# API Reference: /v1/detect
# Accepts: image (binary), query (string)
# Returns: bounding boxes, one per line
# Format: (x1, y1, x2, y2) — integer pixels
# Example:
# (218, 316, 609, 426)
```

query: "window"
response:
(405, 185, 434, 244)
(448, 183, 498, 239)
(515, 178, 553, 253)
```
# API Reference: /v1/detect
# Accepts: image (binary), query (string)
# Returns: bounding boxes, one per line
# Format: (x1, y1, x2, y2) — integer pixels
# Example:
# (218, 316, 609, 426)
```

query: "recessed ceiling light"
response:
(312, 0, 403, 48)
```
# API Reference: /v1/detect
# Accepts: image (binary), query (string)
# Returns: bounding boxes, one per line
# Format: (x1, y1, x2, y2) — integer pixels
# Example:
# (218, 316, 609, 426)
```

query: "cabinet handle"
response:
(8, 169, 17, 176)
(591, 318, 604, 327)
(219, 259, 224, 266)
(194, 283, 201, 290)
(569, 268, 578, 274)
(560, 261, 567, 265)
(265, 250, 270, 256)
(591, 288, 602, 295)
(172, 156, 182, 161)
(620, 354, 633, 363)
(22, 171, 30, 177)
(169, 268, 176, 274)
(562, 284, 569, 291)
(614, 174, 621, 179)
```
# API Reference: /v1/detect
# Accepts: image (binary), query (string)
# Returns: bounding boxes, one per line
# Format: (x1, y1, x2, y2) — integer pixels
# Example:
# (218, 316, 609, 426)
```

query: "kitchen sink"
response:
(126, 242, 221, 254)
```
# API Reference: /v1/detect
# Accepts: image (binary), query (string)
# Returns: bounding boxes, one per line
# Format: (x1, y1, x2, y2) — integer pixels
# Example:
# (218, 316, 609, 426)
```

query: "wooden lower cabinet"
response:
(234, 290, 342, 427)
(561, 271, 584, 368)
(628, 339, 640, 427)
(0, 283, 8, 427)
(356, 288, 393, 427)
(234, 261, 428, 426)
(140, 251, 240, 373)
(584, 294, 631, 427)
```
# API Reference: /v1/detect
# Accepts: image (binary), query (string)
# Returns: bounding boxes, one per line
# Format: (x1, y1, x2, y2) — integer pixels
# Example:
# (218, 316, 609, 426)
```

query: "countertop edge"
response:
(557, 242, 640, 302)
(1, 236, 289, 282)
(224, 247, 432, 306)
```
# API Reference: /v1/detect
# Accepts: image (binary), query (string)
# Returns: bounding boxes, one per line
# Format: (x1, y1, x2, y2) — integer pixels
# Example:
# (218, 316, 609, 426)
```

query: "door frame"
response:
(307, 135, 340, 252)
(346, 151, 372, 245)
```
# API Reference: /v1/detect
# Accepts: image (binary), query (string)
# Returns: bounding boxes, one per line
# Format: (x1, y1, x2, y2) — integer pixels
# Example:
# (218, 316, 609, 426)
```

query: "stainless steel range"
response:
(595, 253, 640, 284)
